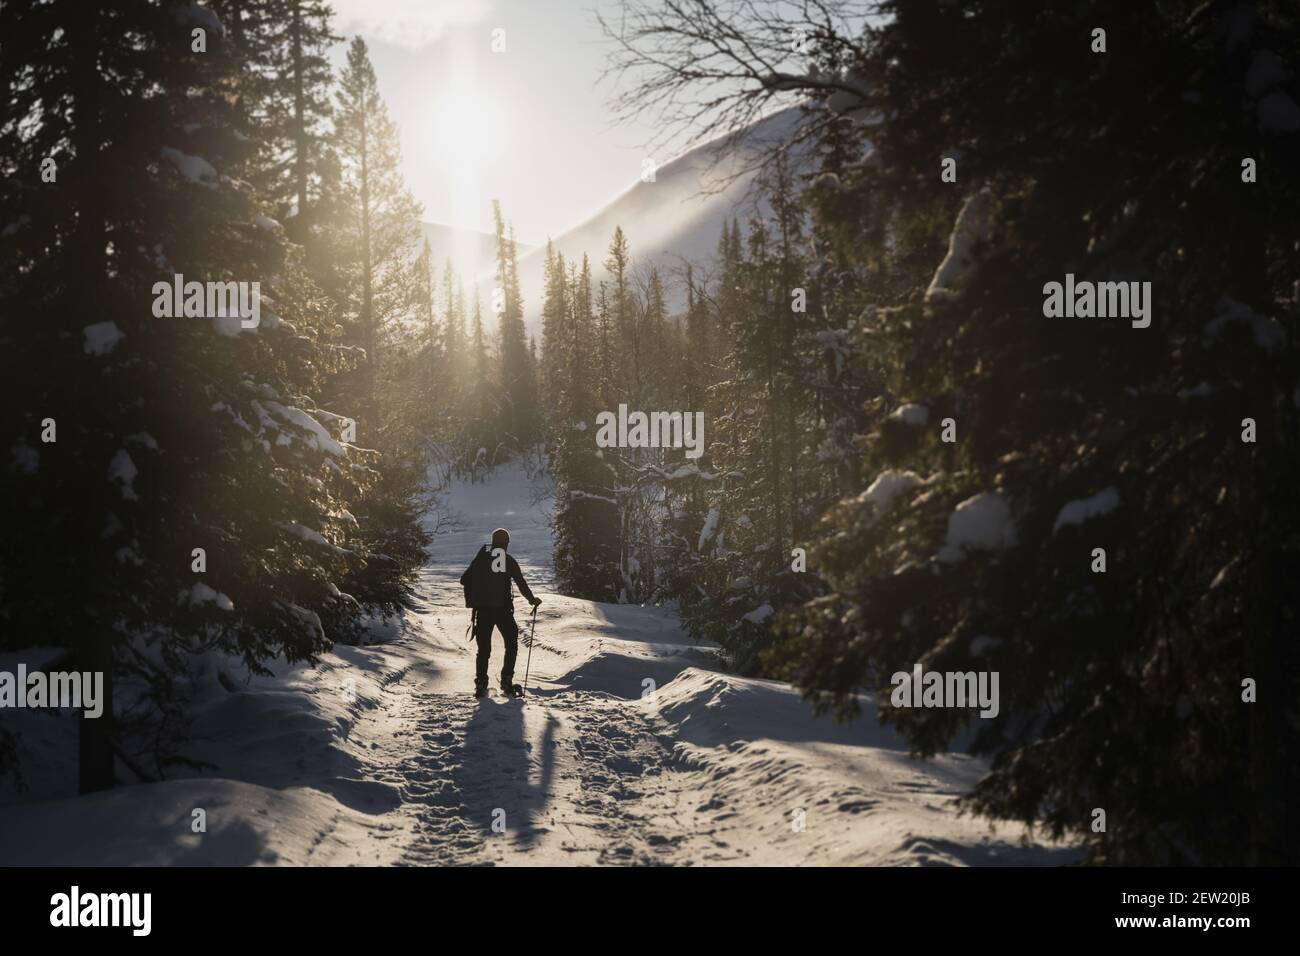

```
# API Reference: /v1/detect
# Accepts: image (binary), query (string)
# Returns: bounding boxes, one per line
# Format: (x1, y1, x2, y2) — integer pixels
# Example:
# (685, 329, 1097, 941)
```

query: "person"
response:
(459, 528, 541, 698)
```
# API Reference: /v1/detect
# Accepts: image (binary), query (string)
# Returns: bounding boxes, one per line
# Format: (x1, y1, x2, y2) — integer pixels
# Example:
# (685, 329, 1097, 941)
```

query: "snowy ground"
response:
(0, 463, 1078, 866)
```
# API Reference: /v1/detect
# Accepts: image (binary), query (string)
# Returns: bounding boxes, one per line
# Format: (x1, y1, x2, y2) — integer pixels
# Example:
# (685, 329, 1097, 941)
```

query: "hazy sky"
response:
(330, 0, 673, 247)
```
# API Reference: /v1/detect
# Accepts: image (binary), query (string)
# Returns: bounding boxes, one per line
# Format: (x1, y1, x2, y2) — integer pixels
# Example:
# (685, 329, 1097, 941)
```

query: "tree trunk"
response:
(291, 1, 308, 223)
(360, 113, 377, 431)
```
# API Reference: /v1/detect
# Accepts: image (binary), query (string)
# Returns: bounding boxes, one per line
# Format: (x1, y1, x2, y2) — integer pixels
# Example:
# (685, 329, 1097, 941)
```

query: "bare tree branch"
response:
(595, 0, 882, 190)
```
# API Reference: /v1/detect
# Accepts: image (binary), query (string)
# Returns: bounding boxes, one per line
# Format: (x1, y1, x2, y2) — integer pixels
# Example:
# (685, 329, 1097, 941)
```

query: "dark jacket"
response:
(460, 545, 536, 610)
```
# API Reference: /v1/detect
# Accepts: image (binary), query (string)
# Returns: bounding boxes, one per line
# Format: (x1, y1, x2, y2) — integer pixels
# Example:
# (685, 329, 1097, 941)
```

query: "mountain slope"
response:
(421, 221, 534, 289)
(477, 107, 813, 333)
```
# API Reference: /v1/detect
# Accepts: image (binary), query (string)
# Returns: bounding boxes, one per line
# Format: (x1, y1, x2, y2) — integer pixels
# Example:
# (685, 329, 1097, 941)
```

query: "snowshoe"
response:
(504, 683, 524, 699)
(473, 683, 488, 699)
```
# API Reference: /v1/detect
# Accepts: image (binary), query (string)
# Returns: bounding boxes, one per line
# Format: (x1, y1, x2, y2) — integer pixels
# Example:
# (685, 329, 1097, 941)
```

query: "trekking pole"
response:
(522, 604, 538, 695)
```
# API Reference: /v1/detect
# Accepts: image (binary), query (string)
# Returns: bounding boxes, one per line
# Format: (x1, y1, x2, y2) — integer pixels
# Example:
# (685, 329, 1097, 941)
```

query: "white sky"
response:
(330, 0, 678, 247)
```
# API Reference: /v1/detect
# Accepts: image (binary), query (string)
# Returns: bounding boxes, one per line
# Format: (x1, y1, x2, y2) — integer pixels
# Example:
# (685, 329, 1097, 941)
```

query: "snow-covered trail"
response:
(369, 464, 731, 864)
(323, 462, 1075, 866)
(0, 462, 1078, 866)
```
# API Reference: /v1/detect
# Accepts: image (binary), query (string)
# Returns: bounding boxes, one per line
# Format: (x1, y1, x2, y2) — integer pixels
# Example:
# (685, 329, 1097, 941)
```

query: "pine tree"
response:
(0, 0, 392, 791)
(775, 0, 1300, 864)
(594, 280, 617, 412)
(491, 201, 537, 451)
(539, 240, 569, 440)
(460, 290, 496, 478)
(331, 35, 422, 437)
(604, 226, 634, 403)
(552, 255, 622, 599)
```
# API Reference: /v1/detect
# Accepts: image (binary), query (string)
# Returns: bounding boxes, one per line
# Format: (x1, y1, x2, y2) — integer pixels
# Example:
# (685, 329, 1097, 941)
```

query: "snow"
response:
(1, 216, 30, 238)
(1246, 50, 1290, 97)
(1177, 381, 1214, 400)
(811, 171, 843, 192)
(10, 443, 38, 475)
(83, 321, 124, 355)
(1257, 90, 1300, 132)
(665, 462, 714, 481)
(265, 402, 347, 457)
(926, 190, 994, 302)
(107, 449, 139, 501)
(569, 489, 617, 505)
(283, 522, 332, 549)
(741, 604, 774, 625)
(698, 507, 720, 551)
(0, 461, 1073, 867)
(212, 314, 244, 337)
(186, 582, 235, 612)
(814, 327, 851, 377)
(825, 70, 871, 115)
(474, 107, 814, 331)
(1052, 487, 1119, 534)
(177, 2, 224, 37)
(1203, 297, 1284, 351)
(937, 491, 1017, 562)
(160, 147, 219, 188)
(889, 403, 929, 426)
(254, 214, 282, 232)
(860, 469, 922, 515)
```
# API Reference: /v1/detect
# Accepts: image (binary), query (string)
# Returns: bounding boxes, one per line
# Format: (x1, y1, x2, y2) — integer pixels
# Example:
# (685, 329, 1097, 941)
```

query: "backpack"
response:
(462, 546, 504, 609)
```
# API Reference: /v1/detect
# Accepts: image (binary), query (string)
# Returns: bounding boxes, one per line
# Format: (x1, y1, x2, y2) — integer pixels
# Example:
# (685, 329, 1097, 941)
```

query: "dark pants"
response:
(473, 607, 518, 690)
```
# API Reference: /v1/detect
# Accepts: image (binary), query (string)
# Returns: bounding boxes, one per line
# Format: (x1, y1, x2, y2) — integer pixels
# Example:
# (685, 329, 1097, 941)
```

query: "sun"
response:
(421, 87, 504, 228)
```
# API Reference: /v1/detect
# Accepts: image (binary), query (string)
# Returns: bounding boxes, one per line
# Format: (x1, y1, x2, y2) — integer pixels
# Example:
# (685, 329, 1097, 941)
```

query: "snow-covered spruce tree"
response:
(619, 264, 679, 599)
(330, 35, 421, 430)
(655, 266, 721, 622)
(597, 228, 628, 594)
(0, 0, 387, 791)
(538, 241, 568, 446)
(208, 0, 338, 235)
(438, 259, 467, 441)
(774, 0, 1300, 864)
(491, 201, 538, 454)
(321, 34, 428, 606)
(594, 280, 618, 416)
(392, 235, 443, 454)
(679, 168, 830, 672)
(461, 290, 497, 478)
(550, 255, 622, 601)
(596, 225, 661, 601)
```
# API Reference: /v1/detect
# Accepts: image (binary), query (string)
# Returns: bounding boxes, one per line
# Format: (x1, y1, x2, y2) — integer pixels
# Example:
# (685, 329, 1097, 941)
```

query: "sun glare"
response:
(422, 87, 503, 234)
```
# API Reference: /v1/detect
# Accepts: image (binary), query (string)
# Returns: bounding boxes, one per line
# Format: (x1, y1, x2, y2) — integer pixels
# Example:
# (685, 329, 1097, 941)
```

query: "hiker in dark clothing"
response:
(460, 527, 541, 698)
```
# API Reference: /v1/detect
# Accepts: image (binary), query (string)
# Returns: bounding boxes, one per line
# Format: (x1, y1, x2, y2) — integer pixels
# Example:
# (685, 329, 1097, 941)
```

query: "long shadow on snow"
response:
(451, 698, 558, 849)
(186, 645, 413, 817)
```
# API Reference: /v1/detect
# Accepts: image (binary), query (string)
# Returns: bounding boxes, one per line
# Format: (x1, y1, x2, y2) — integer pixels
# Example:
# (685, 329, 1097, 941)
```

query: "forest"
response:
(2, 0, 1298, 867)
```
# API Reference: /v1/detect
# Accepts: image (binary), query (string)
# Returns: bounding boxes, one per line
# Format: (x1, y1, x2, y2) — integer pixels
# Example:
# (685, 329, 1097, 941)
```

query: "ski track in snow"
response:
(0, 462, 1078, 867)
(337, 462, 1073, 866)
